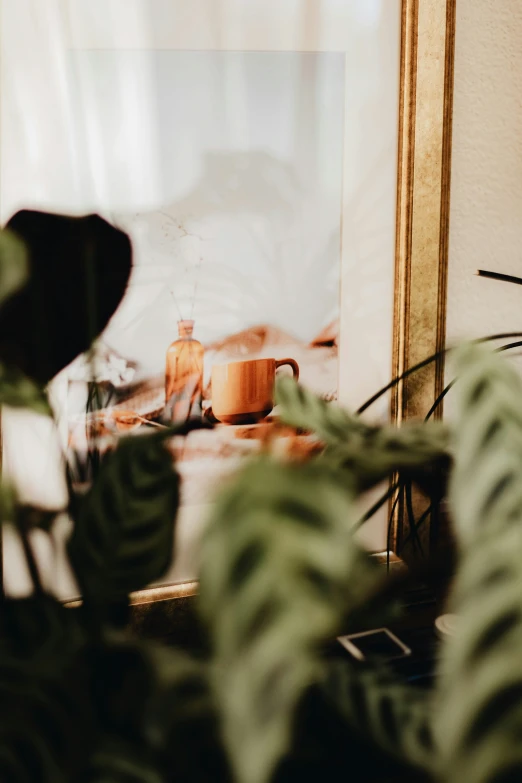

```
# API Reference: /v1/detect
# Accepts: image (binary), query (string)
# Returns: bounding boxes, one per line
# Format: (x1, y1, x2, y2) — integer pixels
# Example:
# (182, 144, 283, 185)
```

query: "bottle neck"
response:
(178, 319, 194, 339)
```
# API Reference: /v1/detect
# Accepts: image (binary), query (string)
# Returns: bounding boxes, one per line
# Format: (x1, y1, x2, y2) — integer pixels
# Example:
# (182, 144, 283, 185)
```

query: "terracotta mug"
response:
(211, 357, 299, 425)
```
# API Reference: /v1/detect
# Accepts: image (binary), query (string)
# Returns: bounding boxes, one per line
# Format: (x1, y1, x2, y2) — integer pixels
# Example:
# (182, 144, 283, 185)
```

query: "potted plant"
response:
(0, 211, 520, 783)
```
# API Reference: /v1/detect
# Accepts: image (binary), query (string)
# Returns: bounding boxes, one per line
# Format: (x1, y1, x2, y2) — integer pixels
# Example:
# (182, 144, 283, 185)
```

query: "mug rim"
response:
(211, 357, 275, 371)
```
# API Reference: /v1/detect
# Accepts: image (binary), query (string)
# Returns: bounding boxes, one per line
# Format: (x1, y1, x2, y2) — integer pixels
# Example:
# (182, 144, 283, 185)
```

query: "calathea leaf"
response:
(198, 456, 379, 783)
(67, 430, 180, 607)
(144, 644, 231, 783)
(87, 741, 163, 783)
(275, 375, 367, 445)
(434, 344, 522, 783)
(0, 227, 28, 306)
(321, 659, 435, 773)
(87, 635, 225, 783)
(0, 592, 85, 665)
(0, 211, 132, 385)
(276, 377, 450, 492)
(0, 664, 95, 783)
(85, 636, 163, 783)
(0, 363, 50, 414)
(323, 420, 450, 493)
(446, 343, 522, 547)
(0, 594, 96, 783)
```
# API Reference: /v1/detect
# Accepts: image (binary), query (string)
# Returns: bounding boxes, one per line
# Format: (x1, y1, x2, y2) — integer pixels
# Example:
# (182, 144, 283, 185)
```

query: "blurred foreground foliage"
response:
(0, 212, 520, 783)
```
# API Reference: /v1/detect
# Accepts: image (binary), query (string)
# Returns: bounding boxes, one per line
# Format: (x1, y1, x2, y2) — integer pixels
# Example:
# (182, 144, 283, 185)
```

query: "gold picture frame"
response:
(391, 0, 456, 552)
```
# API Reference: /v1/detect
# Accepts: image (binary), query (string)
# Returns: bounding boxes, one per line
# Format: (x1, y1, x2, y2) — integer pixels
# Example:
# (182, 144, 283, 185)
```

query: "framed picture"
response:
(0, 0, 455, 601)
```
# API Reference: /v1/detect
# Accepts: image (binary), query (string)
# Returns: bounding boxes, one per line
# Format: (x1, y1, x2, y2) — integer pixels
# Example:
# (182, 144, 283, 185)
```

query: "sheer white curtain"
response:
(0, 0, 163, 219)
(1, 0, 169, 595)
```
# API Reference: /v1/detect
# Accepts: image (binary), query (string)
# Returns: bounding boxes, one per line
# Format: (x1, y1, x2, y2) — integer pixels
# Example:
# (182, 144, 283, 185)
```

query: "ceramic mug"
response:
(211, 357, 299, 424)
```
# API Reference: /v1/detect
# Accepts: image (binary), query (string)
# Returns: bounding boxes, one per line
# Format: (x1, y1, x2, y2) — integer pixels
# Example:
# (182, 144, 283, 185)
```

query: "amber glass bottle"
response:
(165, 319, 204, 422)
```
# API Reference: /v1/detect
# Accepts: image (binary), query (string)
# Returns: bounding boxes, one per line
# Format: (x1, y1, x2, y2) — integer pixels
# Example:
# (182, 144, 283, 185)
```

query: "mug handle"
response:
(275, 358, 299, 381)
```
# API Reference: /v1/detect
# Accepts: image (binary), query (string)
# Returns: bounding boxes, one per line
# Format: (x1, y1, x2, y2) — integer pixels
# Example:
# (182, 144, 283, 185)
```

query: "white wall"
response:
(446, 1, 522, 346)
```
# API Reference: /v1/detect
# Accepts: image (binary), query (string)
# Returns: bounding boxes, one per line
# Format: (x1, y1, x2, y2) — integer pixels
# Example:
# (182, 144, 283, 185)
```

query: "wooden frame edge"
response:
(64, 553, 403, 607)
(63, 581, 200, 609)
(391, 0, 456, 553)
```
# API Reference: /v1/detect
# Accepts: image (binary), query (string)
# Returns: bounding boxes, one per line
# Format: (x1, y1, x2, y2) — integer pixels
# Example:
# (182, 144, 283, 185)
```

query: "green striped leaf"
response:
(0, 228, 28, 307)
(448, 343, 522, 547)
(198, 456, 379, 783)
(435, 344, 522, 783)
(87, 744, 163, 783)
(68, 432, 180, 607)
(275, 376, 367, 445)
(321, 660, 435, 773)
(0, 363, 50, 414)
(276, 376, 449, 492)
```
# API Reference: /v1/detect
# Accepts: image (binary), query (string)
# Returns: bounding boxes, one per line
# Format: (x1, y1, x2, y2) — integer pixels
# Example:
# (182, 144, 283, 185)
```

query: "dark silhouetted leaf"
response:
(0, 593, 84, 667)
(0, 211, 132, 384)
(86, 636, 225, 783)
(0, 594, 95, 783)
(68, 432, 180, 607)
